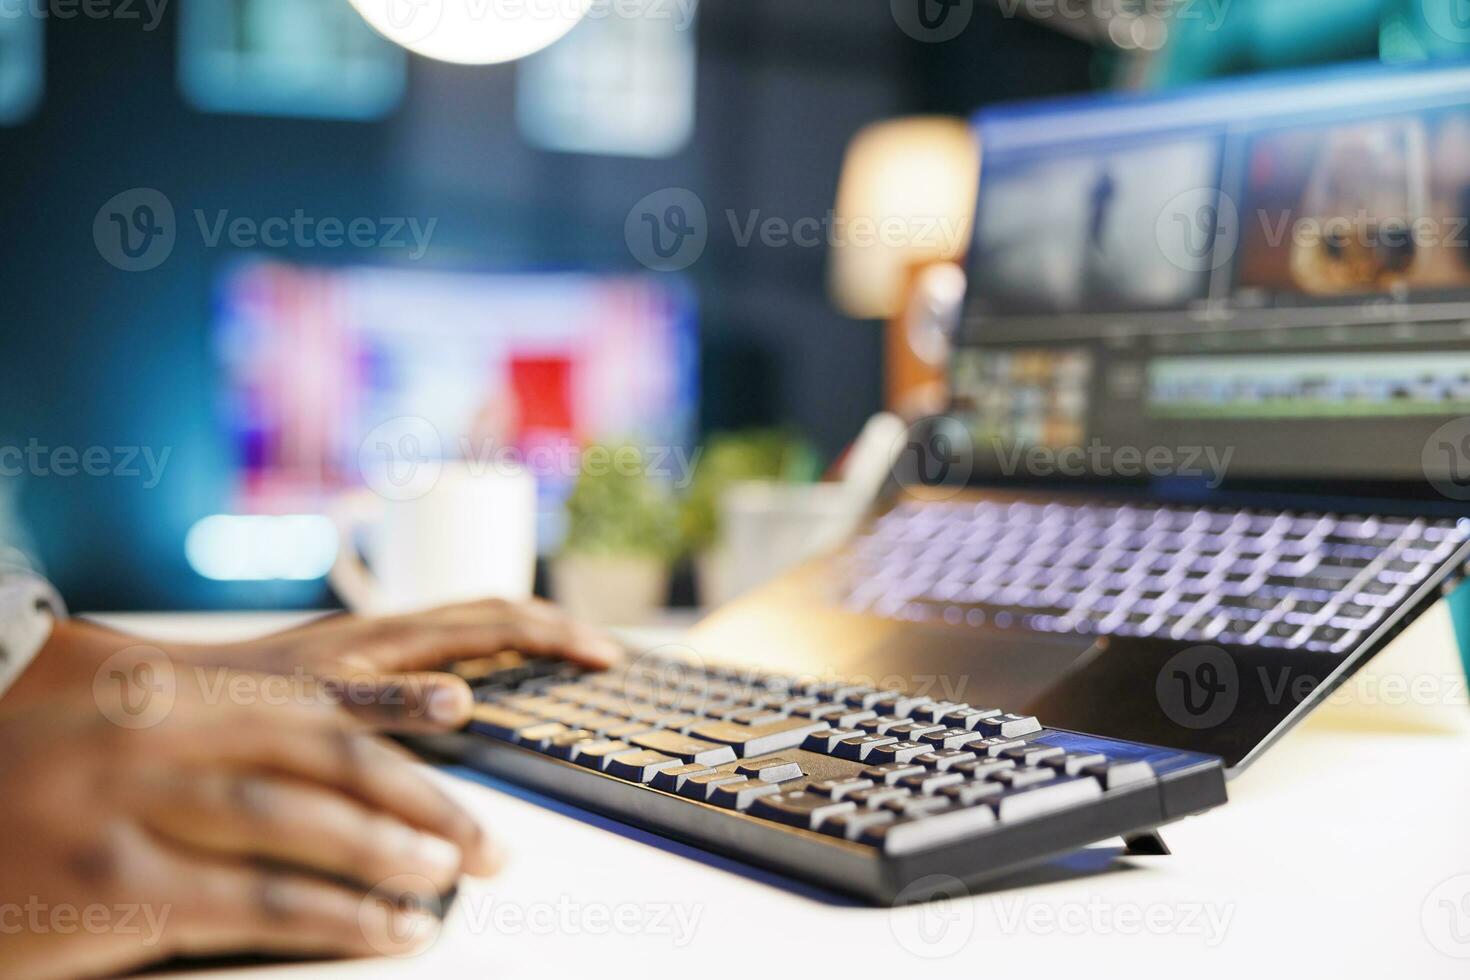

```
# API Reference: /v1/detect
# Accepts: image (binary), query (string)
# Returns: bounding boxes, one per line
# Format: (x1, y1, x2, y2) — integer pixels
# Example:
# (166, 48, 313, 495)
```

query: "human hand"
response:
(0, 653, 501, 980)
(174, 598, 623, 733)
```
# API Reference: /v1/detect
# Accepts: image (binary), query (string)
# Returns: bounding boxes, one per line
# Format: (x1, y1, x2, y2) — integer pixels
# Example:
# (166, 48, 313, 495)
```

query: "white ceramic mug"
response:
(329, 462, 538, 614)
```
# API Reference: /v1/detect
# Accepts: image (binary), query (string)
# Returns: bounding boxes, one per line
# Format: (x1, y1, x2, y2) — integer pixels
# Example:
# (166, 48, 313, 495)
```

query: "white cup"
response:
(330, 462, 537, 615)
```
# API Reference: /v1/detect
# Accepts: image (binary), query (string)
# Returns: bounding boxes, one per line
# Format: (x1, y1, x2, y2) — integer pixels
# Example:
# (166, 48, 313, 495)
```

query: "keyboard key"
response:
(1041, 752, 1107, 776)
(834, 734, 898, 761)
(999, 744, 1065, 766)
(881, 795, 954, 818)
(688, 718, 826, 757)
(848, 786, 911, 810)
(821, 809, 896, 841)
(977, 714, 1043, 738)
(1081, 759, 1156, 789)
(968, 737, 1027, 758)
(939, 781, 1004, 807)
(735, 756, 804, 783)
(865, 741, 930, 765)
(856, 715, 909, 735)
(886, 722, 945, 741)
(467, 704, 541, 740)
(843, 688, 887, 709)
(750, 791, 857, 830)
(802, 728, 862, 754)
(909, 701, 961, 724)
(991, 767, 1056, 789)
(913, 749, 977, 771)
(516, 722, 571, 751)
(650, 763, 715, 793)
(808, 777, 875, 800)
(708, 778, 784, 810)
(546, 729, 599, 761)
(802, 705, 876, 728)
(898, 771, 965, 795)
(573, 740, 636, 770)
(867, 801, 997, 854)
(605, 750, 682, 782)
(861, 763, 927, 786)
(727, 705, 785, 725)
(871, 694, 935, 718)
(630, 731, 738, 766)
(918, 728, 986, 750)
(677, 771, 747, 801)
(605, 722, 655, 739)
(995, 776, 1102, 823)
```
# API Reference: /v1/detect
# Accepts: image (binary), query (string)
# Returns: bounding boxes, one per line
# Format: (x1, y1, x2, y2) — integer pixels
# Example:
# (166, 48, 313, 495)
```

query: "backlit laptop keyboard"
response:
(841, 501, 1470, 653)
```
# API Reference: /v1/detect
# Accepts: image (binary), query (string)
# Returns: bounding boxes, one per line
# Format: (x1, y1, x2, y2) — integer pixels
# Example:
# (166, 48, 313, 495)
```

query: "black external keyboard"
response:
(843, 500, 1470, 654)
(421, 650, 1227, 904)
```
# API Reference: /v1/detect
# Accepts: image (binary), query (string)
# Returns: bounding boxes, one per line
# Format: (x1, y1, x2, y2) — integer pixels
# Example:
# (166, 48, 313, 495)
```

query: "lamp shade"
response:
(828, 117, 980, 319)
(348, 0, 593, 65)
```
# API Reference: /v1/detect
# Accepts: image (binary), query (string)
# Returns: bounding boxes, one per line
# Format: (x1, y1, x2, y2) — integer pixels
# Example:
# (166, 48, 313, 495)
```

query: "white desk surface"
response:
(90, 609, 1470, 980)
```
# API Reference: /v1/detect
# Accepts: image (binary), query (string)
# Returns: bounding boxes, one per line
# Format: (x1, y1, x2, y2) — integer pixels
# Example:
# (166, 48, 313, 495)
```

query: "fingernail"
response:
(427, 686, 470, 726)
(414, 834, 464, 878)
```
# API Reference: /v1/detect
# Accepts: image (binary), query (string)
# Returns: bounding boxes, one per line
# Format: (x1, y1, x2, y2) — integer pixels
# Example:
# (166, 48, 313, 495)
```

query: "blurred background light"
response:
(0, 7, 42, 126)
(348, 0, 593, 66)
(185, 514, 339, 581)
(180, 0, 406, 120)
(516, 0, 698, 157)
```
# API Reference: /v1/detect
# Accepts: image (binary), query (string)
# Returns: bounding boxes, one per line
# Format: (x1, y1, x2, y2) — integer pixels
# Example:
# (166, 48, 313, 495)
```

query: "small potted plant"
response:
(552, 444, 682, 626)
(680, 429, 822, 607)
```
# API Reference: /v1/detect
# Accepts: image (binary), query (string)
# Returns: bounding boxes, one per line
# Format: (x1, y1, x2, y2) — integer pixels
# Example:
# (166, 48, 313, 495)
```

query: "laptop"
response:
(423, 61, 1470, 903)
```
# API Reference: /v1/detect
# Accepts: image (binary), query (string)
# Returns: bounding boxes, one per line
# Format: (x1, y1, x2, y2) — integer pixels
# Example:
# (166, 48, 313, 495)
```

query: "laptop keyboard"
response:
(451, 650, 1224, 886)
(842, 500, 1470, 653)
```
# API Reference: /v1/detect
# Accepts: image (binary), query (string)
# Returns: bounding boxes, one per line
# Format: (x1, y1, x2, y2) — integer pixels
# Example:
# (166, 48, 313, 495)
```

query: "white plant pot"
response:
(551, 555, 670, 627)
(696, 481, 867, 608)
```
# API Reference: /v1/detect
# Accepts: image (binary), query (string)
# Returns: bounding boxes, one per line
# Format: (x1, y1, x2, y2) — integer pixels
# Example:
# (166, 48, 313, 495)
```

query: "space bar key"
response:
(690, 718, 827, 757)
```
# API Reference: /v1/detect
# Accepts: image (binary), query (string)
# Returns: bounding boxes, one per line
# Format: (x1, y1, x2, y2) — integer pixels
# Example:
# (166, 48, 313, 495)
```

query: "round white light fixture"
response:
(348, 0, 594, 65)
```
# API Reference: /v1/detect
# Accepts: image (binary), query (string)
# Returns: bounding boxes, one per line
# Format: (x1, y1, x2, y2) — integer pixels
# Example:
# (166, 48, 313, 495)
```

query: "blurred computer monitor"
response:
(200, 260, 697, 581)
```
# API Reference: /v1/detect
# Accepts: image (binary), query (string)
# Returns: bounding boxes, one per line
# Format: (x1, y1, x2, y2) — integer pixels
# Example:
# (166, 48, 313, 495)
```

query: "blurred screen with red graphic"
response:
(213, 260, 698, 552)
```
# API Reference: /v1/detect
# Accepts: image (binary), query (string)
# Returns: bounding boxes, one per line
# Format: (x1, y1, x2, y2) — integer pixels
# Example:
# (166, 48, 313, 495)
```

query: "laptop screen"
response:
(954, 62, 1470, 495)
